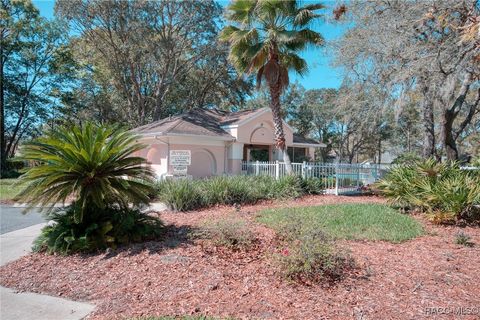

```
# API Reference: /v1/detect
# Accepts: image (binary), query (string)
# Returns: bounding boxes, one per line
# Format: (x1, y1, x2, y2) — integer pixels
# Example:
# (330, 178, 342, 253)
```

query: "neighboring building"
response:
(133, 107, 325, 178)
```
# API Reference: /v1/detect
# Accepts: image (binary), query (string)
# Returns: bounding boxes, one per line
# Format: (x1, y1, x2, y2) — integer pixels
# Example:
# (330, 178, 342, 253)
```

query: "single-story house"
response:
(133, 107, 325, 178)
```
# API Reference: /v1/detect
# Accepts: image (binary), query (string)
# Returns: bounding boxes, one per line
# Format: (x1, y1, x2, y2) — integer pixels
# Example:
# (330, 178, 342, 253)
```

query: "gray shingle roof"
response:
(133, 108, 323, 146)
(132, 108, 252, 139)
(292, 133, 322, 145)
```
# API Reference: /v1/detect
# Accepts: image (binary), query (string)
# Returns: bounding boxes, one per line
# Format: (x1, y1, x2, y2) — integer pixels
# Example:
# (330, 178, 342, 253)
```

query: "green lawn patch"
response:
(0, 179, 24, 201)
(257, 203, 424, 243)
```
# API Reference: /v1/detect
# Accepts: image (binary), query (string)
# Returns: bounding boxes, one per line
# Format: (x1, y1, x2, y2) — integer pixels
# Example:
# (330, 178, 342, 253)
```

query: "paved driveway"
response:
(0, 206, 45, 234)
(0, 206, 95, 319)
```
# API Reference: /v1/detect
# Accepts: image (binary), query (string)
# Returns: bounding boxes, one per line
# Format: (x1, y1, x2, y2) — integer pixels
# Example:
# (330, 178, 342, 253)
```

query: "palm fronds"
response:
(16, 122, 155, 223)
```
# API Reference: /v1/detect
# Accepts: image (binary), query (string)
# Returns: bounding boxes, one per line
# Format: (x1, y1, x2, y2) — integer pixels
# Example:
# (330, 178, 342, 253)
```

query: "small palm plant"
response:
(220, 0, 325, 173)
(16, 122, 162, 253)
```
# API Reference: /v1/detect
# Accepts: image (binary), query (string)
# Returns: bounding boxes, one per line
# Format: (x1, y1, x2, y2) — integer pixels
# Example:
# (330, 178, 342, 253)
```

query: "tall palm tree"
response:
(220, 0, 325, 173)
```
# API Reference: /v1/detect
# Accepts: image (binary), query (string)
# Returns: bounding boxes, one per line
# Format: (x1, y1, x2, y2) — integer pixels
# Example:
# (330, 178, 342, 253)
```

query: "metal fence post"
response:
(255, 160, 259, 176)
(302, 161, 306, 178)
(335, 163, 339, 195)
(356, 165, 360, 189)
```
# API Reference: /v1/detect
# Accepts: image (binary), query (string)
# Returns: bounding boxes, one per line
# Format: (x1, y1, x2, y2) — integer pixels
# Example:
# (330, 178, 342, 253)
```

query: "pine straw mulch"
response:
(1, 195, 479, 320)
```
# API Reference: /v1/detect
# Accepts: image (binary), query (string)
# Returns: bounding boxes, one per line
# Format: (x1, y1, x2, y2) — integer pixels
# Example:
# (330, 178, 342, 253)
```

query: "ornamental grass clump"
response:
(376, 158, 480, 224)
(274, 228, 354, 283)
(196, 215, 255, 250)
(157, 175, 319, 212)
(16, 122, 163, 254)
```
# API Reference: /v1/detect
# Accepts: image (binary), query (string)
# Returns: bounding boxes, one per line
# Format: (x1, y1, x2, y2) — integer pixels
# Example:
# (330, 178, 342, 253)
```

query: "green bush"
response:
(268, 175, 304, 199)
(33, 206, 164, 254)
(16, 122, 161, 253)
(471, 156, 480, 167)
(157, 179, 200, 211)
(199, 176, 258, 206)
(196, 215, 255, 250)
(157, 175, 318, 212)
(376, 159, 480, 223)
(1, 159, 25, 178)
(274, 229, 354, 283)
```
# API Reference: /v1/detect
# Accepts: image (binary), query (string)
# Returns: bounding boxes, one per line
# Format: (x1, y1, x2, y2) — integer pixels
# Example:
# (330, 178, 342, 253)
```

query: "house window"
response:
(287, 147, 308, 162)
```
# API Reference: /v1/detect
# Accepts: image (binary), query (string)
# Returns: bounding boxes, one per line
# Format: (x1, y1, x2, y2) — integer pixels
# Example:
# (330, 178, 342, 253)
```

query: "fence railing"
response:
(241, 161, 390, 195)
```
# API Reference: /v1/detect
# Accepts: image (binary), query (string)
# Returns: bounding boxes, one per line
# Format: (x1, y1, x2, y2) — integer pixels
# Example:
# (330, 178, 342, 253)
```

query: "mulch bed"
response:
(1, 195, 479, 320)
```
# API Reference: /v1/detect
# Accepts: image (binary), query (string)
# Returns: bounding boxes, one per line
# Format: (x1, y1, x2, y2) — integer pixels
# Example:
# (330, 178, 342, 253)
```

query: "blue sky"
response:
(32, 0, 347, 90)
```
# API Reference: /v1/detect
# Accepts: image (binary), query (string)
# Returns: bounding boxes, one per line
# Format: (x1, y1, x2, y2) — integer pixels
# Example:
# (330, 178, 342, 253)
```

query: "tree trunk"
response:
(269, 81, 293, 174)
(441, 109, 458, 161)
(420, 79, 436, 158)
(0, 40, 5, 175)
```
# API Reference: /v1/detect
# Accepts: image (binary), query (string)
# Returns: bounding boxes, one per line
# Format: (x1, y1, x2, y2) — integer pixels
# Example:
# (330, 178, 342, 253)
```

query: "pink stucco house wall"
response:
(133, 107, 325, 179)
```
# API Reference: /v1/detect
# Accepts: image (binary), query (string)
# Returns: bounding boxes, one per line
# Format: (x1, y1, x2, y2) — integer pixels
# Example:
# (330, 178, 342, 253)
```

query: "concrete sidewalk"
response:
(0, 224, 95, 320)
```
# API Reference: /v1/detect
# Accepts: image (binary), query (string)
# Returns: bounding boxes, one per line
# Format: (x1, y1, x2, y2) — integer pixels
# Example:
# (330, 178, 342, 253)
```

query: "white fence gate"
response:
(241, 161, 390, 195)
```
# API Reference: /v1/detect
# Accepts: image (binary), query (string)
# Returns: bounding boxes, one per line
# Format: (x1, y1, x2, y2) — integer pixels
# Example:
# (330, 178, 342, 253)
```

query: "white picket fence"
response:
(241, 161, 390, 195)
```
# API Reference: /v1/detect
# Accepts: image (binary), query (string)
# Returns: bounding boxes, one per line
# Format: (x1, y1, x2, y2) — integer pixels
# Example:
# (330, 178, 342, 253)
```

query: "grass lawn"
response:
(0, 179, 24, 201)
(257, 203, 424, 243)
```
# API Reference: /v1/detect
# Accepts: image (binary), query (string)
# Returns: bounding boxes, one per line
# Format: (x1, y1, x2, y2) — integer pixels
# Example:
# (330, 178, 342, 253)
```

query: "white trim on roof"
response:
(292, 142, 326, 148)
(221, 107, 296, 133)
(139, 132, 236, 141)
(221, 107, 270, 128)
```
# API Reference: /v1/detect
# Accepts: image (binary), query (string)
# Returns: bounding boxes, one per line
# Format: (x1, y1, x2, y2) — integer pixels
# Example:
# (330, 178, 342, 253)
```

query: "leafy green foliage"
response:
(258, 204, 424, 243)
(15, 122, 161, 253)
(376, 159, 480, 223)
(196, 216, 255, 250)
(472, 156, 480, 167)
(16, 122, 155, 222)
(156, 175, 320, 212)
(156, 179, 201, 212)
(33, 207, 164, 254)
(220, 0, 324, 76)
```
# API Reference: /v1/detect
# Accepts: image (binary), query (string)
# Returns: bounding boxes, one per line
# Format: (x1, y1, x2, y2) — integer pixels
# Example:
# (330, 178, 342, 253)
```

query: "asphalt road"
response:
(0, 206, 45, 234)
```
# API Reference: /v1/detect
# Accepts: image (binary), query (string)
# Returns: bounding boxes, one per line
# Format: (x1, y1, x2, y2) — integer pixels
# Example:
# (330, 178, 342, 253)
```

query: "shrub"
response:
(16, 122, 160, 253)
(157, 179, 200, 211)
(33, 206, 164, 254)
(376, 159, 480, 223)
(275, 229, 354, 283)
(268, 175, 304, 199)
(199, 176, 258, 206)
(157, 175, 317, 212)
(471, 156, 480, 167)
(196, 216, 255, 250)
(454, 231, 474, 247)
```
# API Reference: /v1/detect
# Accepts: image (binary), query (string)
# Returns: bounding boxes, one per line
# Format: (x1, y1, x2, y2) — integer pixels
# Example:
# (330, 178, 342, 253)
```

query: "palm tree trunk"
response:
(268, 81, 293, 174)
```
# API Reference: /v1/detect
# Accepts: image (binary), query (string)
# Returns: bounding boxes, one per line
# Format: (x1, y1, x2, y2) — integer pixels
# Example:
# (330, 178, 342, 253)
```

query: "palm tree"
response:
(220, 0, 325, 173)
(16, 122, 155, 223)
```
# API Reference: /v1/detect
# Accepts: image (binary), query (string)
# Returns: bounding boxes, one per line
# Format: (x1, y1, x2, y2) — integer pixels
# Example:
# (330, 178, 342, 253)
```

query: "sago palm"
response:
(16, 122, 155, 223)
(220, 0, 325, 173)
